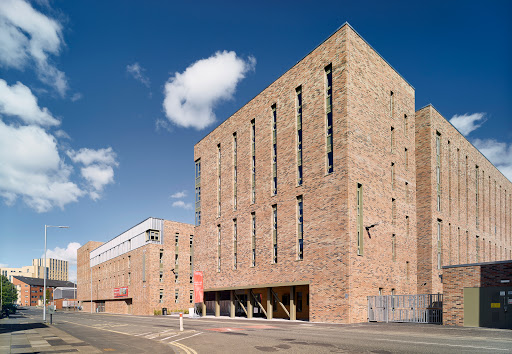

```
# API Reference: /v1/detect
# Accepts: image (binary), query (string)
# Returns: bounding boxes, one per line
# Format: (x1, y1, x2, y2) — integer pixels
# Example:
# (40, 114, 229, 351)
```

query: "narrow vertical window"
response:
(448, 223, 452, 264)
(296, 86, 303, 185)
(217, 225, 221, 272)
(251, 212, 256, 267)
(437, 219, 442, 269)
(390, 91, 394, 118)
(476, 235, 480, 263)
(195, 159, 201, 226)
(482, 237, 486, 262)
(404, 114, 408, 136)
(448, 141, 451, 216)
(175, 233, 179, 283)
(392, 234, 396, 261)
(357, 183, 364, 256)
(272, 204, 277, 263)
(325, 64, 333, 173)
(436, 132, 441, 212)
(233, 219, 237, 269)
(391, 127, 395, 153)
(466, 230, 469, 263)
(392, 198, 396, 224)
(159, 289, 164, 303)
(405, 182, 409, 203)
(404, 148, 408, 170)
(251, 119, 256, 203)
(217, 144, 221, 217)
(175, 290, 179, 303)
(189, 235, 193, 284)
(271, 104, 277, 195)
(391, 162, 395, 190)
(457, 227, 461, 263)
(406, 261, 409, 282)
(233, 133, 237, 210)
(297, 195, 303, 260)
(457, 148, 461, 219)
(476, 165, 479, 228)
(406, 215, 409, 238)
(190, 290, 193, 303)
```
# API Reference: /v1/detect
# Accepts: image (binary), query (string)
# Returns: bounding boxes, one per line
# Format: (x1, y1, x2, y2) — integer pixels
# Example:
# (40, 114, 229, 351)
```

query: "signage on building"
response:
(114, 287, 128, 298)
(193, 271, 203, 303)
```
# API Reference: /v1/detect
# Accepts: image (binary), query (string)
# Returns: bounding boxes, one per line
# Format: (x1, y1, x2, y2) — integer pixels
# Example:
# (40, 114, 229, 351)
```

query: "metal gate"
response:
(368, 294, 443, 324)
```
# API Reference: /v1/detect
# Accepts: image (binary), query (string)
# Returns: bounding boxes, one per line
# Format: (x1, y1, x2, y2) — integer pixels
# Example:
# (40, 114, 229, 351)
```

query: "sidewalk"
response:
(0, 312, 100, 353)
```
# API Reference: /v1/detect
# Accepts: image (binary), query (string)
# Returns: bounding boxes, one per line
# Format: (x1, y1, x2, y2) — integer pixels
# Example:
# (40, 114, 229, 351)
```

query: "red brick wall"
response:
(443, 261, 512, 326)
(416, 106, 512, 295)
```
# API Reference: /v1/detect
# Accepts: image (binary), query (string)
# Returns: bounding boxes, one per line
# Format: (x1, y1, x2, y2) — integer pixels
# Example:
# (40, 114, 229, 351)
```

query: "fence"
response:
(368, 294, 443, 324)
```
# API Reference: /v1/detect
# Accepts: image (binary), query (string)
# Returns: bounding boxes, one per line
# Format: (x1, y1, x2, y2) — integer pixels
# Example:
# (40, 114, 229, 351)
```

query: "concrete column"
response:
(230, 290, 235, 318)
(215, 291, 220, 317)
(267, 287, 273, 320)
(201, 302, 206, 317)
(290, 286, 296, 321)
(247, 289, 253, 319)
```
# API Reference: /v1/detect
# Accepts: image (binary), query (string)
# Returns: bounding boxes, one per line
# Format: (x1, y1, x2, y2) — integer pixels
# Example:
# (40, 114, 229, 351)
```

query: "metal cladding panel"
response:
(90, 218, 164, 266)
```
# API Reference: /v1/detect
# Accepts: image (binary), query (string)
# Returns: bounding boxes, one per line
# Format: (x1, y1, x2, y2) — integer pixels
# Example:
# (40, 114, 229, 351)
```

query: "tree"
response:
(1, 275, 18, 305)
(46, 289, 52, 304)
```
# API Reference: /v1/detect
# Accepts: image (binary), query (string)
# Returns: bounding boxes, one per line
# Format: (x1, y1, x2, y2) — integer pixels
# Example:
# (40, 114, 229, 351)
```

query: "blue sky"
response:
(0, 0, 511, 281)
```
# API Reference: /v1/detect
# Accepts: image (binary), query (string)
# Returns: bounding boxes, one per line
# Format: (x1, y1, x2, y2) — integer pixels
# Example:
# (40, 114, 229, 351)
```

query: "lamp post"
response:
(43, 225, 69, 322)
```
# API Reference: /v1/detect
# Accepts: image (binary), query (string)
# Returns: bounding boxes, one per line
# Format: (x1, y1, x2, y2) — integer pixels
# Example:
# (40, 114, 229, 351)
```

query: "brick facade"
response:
(77, 219, 194, 315)
(194, 24, 419, 324)
(416, 106, 512, 295)
(442, 261, 512, 326)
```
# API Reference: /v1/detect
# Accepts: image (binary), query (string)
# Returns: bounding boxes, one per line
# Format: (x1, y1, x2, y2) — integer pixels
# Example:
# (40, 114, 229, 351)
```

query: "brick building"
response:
(77, 218, 194, 315)
(12, 276, 75, 307)
(416, 106, 512, 295)
(193, 23, 511, 324)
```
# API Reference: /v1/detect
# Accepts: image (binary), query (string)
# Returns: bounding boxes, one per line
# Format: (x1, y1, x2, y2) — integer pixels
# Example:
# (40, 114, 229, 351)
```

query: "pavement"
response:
(0, 310, 101, 353)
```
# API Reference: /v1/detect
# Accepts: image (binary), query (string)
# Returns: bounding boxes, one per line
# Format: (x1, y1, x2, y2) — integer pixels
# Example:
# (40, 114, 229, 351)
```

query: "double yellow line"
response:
(170, 340, 197, 354)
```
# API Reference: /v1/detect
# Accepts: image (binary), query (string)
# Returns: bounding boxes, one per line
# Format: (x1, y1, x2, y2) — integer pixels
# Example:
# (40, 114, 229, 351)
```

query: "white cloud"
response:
(0, 79, 60, 126)
(0, 0, 68, 96)
(45, 242, 81, 266)
(69, 267, 77, 283)
(473, 138, 512, 181)
(70, 93, 82, 102)
(172, 200, 193, 210)
(170, 190, 187, 199)
(127, 62, 150, 87)
(67, 147, 118, 166)
(449, 112, 486, 136)
(163, 50, 256, 130)
(54, 129, 70, 139)
(67, 147, 118, 200)
(0, 120, 84, 212)
(155, 118, 172, 133)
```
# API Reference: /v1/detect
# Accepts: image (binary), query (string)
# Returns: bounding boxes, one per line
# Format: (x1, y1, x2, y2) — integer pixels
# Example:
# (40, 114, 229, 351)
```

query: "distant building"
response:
(77, 217, 194, 315)
(0, 258, 69, 282)
(12, 276, 75, 307)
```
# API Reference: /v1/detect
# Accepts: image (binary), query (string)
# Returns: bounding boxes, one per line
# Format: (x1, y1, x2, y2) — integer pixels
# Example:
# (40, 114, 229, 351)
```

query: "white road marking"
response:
(171, 332, 202, 343)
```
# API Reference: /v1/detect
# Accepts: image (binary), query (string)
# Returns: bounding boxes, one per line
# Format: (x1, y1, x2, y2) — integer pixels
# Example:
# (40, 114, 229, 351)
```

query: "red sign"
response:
(193, 271, 203, 303)
(114, 287, 128, 298)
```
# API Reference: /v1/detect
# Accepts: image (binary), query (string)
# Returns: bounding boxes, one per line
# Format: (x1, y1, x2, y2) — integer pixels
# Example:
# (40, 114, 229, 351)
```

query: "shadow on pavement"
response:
(0, 322, 48, 334)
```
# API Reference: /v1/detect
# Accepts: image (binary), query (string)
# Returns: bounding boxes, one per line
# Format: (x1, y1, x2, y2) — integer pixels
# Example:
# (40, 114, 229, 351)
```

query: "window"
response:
(391, 163, 395, 190)
(390, 91, 394, 118)
(217, 225, 221, 272)
(392, 234, 396, 262)
(325, 64, 333, 173)
(404, 114, 408, 136)
(175, 290, 179, 303)
(159, 289, 163, 303)
(251, 212, 256, 267)
(190, 235, 194, 284)
(146, 230, 160, 242)
(282, 294, 290, 306)
(159, 250, 163, 264)
(391, 127, 395, 152)
(406, 215, 409, 238)
(175, 272, 178, 283)
(251, 119, 256, 203)
(357, 183, 364, 256)
(272, 204, 277, 263)
(392, 198, 396, 224)
(406, 261, 409, 282)
(457, 227, 461, 263)
(218, 144, 221, 217)
(476, 165, 479, 228)
(296, 86, 303, 185)
(190, 290, 193, 303)
(297, 195, 304, 260)
(436, 132, 441, 212)
(405, 182, 409, 203)
(271, 104, 277, 195)
(404, 148, 408, 170)
(476, 235, 480, 263)
(159, 271, 163, 283)
(195, 159, 201, 226)
(233, 219, 237, 270)
(378, 288, 383, 296)
(233, 132, 237, 210)
(437, 220, 442, 269)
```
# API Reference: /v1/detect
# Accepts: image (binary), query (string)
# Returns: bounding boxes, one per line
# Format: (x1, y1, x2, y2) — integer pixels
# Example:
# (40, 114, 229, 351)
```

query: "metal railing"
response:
(368, 294, 442, 324)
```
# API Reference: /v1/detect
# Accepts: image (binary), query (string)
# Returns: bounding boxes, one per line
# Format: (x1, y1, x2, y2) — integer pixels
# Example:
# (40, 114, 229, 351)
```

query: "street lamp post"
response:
(43, 225, 69, 322)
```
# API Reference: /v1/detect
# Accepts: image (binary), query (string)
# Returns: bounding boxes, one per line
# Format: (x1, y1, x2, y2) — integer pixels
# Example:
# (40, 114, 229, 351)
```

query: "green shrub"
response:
(153, 309, 162, 316)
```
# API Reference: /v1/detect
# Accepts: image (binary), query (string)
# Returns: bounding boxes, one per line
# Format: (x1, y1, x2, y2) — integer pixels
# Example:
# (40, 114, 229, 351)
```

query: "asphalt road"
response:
(21, 307, 512, 353)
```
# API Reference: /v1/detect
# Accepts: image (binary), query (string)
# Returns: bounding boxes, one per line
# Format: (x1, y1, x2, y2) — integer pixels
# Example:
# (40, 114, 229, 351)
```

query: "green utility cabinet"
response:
(464, 286, 512, 329)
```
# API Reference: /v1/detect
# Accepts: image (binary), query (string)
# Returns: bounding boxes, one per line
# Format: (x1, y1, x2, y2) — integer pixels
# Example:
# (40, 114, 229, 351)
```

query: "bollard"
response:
(50, 314, 53, 324)
(179, 313, 184, 331)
